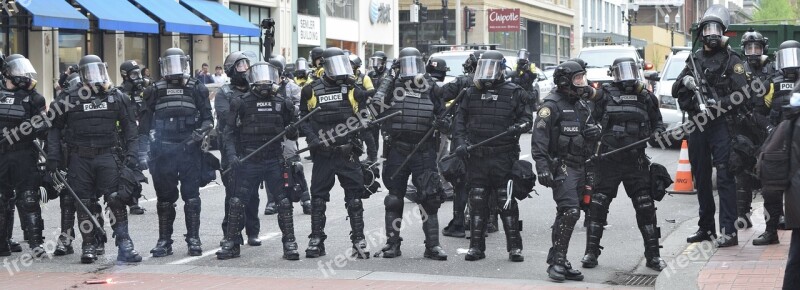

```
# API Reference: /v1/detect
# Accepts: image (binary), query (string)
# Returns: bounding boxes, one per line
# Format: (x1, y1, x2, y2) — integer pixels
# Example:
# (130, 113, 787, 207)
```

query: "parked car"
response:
(577, 45, 653, 87)
(646, 48, 691, 148)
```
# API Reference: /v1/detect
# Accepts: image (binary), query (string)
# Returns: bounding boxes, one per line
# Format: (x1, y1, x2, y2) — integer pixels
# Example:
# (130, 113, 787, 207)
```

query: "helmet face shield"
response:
(235, 58, 251, 73)
(612, 62, 640, 82)
(398, 56, 425, 78)
(473, 59, 504, 82)
(323, 55, 354, 77)
(703, 23, 723, 37)
(246, 63, 280, 85)
(160, 55, 190, 77)
(776, 47, 800, 70)
(127, 69, 142, 80)
(4, 58, 37, 79)
(80, 62, 110, 85)
(744, 43, 764, 56)
(370, 57, 386, 69)
(572, 72, 588, 87)
(517, 50, 529, 60)
(295, 58, 308, 71)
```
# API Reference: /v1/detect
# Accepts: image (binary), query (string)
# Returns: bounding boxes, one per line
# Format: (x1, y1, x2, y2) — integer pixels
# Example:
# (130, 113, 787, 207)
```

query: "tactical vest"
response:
(745, 62, 775, 115)
(0, 90, 30, 132)
(547, 93, 591, 162)
(65, 93, 120, 148)
(153, 79, 199, 141)
(464, 82, 518, 146)
(369, 70, 386, 89)
(384, 78, 435, 141)
(309, 80, 355, 126)
(696, 50, 734, 99)
(237, 93, 286, 149)
(600, 86, 651, 150)
(354, 73, 367, 91)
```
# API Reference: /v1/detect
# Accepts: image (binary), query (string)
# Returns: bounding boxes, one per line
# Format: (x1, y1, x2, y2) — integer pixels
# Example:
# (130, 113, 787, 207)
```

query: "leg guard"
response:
(632, 192, 666, 271)
(6, 196, 21, 252)
(306, 198, 327, 258)
(110, 205, 142, 263)
(217, 197, 244, 260)
(76, 199, 98, 264)
(0, 192, 9, 256)
(151, 202, 176, 257)
(55, 194, 77, 256)
(347, 199, 369, 259)
(496, 189, 523, 262)
(19, 190, 44, 251)
(380, 193, 404, 258)
(184, 198, 202, 256)
(465, 188, 488, 261)
(583, 192, 611, 268)
(547, 207, 583, 281)
(736, 189, 753, 229)
(422, 213, 447, 260)
(277, 198, 299, 260)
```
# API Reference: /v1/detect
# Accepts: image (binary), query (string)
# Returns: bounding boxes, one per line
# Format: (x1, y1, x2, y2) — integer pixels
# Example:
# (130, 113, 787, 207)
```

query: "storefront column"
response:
(161, 34, 181, 55)
(104, 32, 125, 86)
(291, 0, 298, 60)
(318, 0, 326, 48)
(28, 29, 55, 102)
(210, 36, 227, 72)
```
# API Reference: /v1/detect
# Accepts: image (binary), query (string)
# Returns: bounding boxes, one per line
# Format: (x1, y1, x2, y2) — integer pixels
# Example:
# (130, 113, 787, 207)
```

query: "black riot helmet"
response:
(120, 60, 143, 86)
(777, 40, 800, 80)
(78, 54, 112, 92)
(568, 58, 588, 70)
(397, 47, 425, 81)
(370, 51, 388, 72)
(309, 47, 325, 68)
(269, 54, 287, 76)
(0, 50, 5, 89)
(699, 5, 731, 50)
(2, 54, 37, 91)
(295, 57, 309, 77)
(610, 57, 641, 93)
(65, 72, 82, 95)
(159, 48, 190, 81)
(741, 28, 769, 68)
(321, 47, 353, 84)
(284, 62, 296, 79)
(224, 51, 253, 87)
(349, 54, 363, 72)
(517, 49, 530, 64)
(426, 57, 448, 82)
(246, 62, 281, 98)
(553, 60, 591, 100)
(472, 50, 506, 90)
(463, 50, 485, 74)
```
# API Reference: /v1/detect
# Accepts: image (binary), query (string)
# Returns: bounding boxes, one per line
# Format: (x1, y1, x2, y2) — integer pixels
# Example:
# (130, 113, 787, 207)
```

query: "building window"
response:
(125, 34, 147, 69)
(542, 23, 557, 57)
(559, 26, 571, 59)
(298, 0, 321, 16)
(489, 20, 527, 52)
(326, 0, 356, 20)
(0, 13, 29, 57)
(365, 43, 391, 60)
(326, 39, 357, 55)
(229, 3, 271, 60)
(399, 9, 456, 55)
(58, 30, 86, 74)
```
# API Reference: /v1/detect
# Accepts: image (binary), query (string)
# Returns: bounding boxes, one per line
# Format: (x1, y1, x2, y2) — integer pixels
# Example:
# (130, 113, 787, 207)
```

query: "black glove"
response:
(191, 128, 206, 143)
(228, 156, 242, 170)
(454, 145, 469, 158)
(508, 123, 528, 134)
(433, 117, 452, 134)
(345, 75, 357, 86)
(125, 156, 139, 170)
(391, 59, 401, 70)
(582, 124, 601, 140)
(138, 155, 149, 171)
(285, 124, 299, 140)
(46, 159, 59, 172)
(538, 170, 555, 188)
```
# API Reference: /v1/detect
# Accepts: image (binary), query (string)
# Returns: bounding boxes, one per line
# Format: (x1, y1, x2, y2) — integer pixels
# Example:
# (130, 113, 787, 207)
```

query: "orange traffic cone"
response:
(668, 140, 697, 194)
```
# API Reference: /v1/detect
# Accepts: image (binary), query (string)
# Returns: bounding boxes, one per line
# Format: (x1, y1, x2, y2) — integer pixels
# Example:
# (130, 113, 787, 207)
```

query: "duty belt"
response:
(0, 142, 33, 153)
(471, 143, 519, 156)
(391, 139, 434, 154)
(68, 145, 113, 158)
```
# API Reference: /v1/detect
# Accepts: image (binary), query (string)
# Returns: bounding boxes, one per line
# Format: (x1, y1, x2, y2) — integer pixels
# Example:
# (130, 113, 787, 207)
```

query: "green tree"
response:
(752, 0, 798, 23)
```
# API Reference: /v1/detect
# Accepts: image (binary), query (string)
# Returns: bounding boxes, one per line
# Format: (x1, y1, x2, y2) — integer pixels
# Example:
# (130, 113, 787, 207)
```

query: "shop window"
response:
(542, 24, 557, 57)
(125, 34, 147, 68)
(326, 0, 356, 20)
(398, 9, 456, 54)
(489, 21, 527, 52)
(58, 30, 86, 74)
(559, 26, 571, 59)
(0, 13, 28, 56)
(298, 0, 320, 16)
(229, 3, 270, 60)
(326, 39, 357, 54)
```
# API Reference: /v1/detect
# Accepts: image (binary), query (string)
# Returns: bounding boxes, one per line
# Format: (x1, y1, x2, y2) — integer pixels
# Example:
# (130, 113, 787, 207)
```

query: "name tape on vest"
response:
(781, 82, 795, 91)
(83, 102, 108, 111)
(620, 95, 638, 101)
(563, 126, 579, 133)
(166, 89, 184, 95)
(318, 93, 343, 104)
(0, 98, 15, 105)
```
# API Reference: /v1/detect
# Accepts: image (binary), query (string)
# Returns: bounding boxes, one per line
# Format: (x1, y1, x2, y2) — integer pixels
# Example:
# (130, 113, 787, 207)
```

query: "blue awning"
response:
(73, 0, 158, 33)
(132, 0, 212, 35)
(180, 0, 260, 36)
(17, 0, 89, 30)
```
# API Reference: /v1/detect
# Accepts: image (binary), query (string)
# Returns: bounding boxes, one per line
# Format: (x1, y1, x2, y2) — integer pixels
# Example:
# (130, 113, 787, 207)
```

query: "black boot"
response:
(499, 201, 523, 262)
(547, 208, 583, 282)
(736, 189, 753, 229)
(6, 201, 21, 253)
(379, 194, 403, 258)
(465, 188, 487, 261)
(263, 202, 277, 215)
(92, 202, 106, 255)
(0, 197, 8, 256)
(687, 229, 717, 243)
(641, 224, 666, 271)
(347, 199, 369, 259)
(277, 199, 300, 260)
(753, 230, 780, 246)
(20, 191, 45, 258)
(129, 198, 145, 215)
(184, 198, 202, 256)
(54, 195, 76, 256)
(443, 188, 467, 238)
(76, 199, 98, 264)
(423, 213, 447, 261)
(110, 206, 142, 263)
(487, 207, 499, 233)
(217, 198, 243, 260)
(305, 198, 327, 258)
(151, 202, 175, 257)
(582, 192, 610, 269)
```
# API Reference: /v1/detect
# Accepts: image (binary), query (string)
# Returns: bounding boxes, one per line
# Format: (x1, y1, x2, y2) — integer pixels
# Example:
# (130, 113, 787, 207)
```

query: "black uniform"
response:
(47, 87, 141, 263)
(581, 83, 666, 270)
(139, 77, 213, 257)
(118, 80, 147, 214)
(218, 88, 298, 260)
(0, 87, 46, 256)
(439, 74, 474, 237)
(454, 80, 532, 260)
(299, 74, 369, 259)
(367, 68, 386, 162)
(764, 69, 797, 235)
(510, 63, 540, 111)
(215, 84, 261, 240)
(376, 72, 447, 259)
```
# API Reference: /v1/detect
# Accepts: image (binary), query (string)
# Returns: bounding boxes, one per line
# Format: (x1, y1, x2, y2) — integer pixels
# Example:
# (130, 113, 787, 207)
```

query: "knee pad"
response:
(20, 190, 40, 212)
(346, 199, 363, 214)
(468, 188, 487, 210)
(228, 197, 244, 209)
(561, 207, 581, 224)
(495, 188, 509, 206)
(421, 198, 440, 215)
(632, 193, 655, 213)
(278, 198, 292, 210)
(105, 191, 129, 209)
(384, 195, 403, 212)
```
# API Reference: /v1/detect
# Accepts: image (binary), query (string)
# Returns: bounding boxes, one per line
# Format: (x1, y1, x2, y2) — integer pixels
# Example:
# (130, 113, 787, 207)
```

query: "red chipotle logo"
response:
(487, 8, 521, 32)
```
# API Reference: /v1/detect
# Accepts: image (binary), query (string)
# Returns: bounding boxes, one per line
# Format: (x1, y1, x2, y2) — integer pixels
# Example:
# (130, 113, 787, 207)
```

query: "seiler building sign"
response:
(487, 8, 521, 32)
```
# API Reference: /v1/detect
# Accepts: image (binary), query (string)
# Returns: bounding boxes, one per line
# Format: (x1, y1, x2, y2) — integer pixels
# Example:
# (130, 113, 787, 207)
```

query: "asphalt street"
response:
(4, 134, 699, 287)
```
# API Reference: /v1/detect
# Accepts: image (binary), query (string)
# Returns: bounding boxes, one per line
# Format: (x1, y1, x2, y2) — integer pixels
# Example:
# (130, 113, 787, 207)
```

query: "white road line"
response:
(139, 184, 220, 204)
(167, 232, 281, 265)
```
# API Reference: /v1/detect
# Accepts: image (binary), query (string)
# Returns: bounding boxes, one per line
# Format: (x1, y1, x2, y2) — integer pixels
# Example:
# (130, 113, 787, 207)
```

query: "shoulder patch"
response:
(538, 107, 551, 118)
(733, 63, 745, 74)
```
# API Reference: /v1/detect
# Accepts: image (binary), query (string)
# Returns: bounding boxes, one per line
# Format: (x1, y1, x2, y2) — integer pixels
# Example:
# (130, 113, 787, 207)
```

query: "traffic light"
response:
(464, 8, 476, 31)
(419, 5, 428, 22)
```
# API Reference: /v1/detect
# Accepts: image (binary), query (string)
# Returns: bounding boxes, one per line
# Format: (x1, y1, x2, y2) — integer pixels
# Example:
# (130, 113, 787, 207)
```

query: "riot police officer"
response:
(532, 60, 596, 281)
(46, 55, 142, 263)
(52, 73, 81, 256)
(580, 57, 667, 271)
(454, 50, 532, 262)
(118, 60, 148, 215)
(367, 51, 388, 166)
(758, 40, 800, 245)
(299, 47, 369, 259)
(294, 57, 311, 87)
(216, 51, 264, 246)
(351, 54, 379, 164)
(217, 61, 299, 260)
(510, 49, 540, 111)
(373, 47, 447, 260)
(672, 5, 749, 247)
(0, 54, 47, 257)
(308, 47, 325, 81)
(140, 48, 213, 257)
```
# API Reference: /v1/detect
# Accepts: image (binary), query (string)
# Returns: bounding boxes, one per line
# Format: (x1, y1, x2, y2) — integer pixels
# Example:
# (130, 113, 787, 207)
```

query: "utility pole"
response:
(441, 0, 448, 43)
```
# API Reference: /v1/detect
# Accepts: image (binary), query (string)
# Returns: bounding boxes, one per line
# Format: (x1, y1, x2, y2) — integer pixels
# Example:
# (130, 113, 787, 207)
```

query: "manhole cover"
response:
(610, 273, 659, 286)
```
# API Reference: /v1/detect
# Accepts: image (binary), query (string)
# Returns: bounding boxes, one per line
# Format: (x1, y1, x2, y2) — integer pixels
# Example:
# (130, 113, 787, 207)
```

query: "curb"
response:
(654, 216, 716, 290)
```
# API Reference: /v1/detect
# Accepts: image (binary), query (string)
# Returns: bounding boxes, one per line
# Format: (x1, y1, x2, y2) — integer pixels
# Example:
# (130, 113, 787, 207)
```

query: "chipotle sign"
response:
(487, 8, 520, 32)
